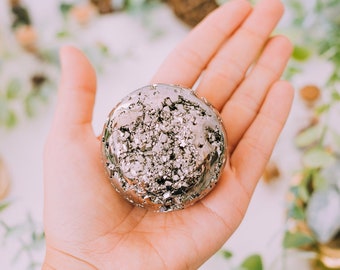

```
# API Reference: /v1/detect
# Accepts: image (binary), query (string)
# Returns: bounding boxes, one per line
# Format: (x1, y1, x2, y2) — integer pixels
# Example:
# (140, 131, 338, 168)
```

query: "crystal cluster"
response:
(102, 84, 227, 212)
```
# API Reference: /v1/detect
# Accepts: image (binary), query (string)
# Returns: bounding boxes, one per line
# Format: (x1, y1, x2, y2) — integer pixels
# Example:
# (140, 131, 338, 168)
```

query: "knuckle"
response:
(239, 26, 265, 47)
(172, 46, 205, 69)
(208, 56, 245, 86)
(243, 135, 271, 162)
(256, 62, 281, 79)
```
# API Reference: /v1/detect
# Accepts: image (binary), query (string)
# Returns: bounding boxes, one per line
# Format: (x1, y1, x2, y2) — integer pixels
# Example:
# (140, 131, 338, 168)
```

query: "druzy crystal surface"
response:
(102, 84, 227, 212)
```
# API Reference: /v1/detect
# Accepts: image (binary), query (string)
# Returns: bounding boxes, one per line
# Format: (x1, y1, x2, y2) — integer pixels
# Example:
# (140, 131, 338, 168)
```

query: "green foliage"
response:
(295, 125, 324, 148)
(287, 0, 306, 25)
(0, 201, 11, 212)
(5, 110, 18, 128)
(6, 79, 21, 100)
(288, 202, 305, 220)
(315, 103, 331, 116)
(283, 65, 302, 80)
(24, 94, 39, 118)
(124, 0, 159, 12)
(220, 249, 233, 260)
(0, 75, 52, 129)
(1, 211, 45, 270)
(283, 231, 315, 249)
(292, 46, 311, 62)
(302, 147, 336, 168)
(297, 184, 309, 203)
(332, 130, 340, 151)
(56, 30, 70, 38)
(59, 2, 74, 17)
(331, 90, 340, 101)
(0, 98, 18, 129)
(219, 251, 264, 270)
(312, 172, 327, 191)
(240, 254, 263, 270)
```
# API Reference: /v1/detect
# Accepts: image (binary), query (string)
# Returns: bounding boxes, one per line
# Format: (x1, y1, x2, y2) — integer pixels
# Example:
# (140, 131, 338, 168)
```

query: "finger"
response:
(151, 0, 252, 86)
(53, 46, 97, 130)
(221, 35, 293, 153)
(196, 0, 284, 110)
(231, 81, 294, 195)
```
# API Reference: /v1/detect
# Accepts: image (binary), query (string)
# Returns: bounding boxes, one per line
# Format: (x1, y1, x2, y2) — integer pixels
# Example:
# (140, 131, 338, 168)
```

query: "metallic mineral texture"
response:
(102, 84, 227, 212)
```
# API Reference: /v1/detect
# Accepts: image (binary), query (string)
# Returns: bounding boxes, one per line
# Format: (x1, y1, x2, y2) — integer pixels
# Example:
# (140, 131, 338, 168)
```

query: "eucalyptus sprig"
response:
(0, 201, 45, 270)
(0, 1, 59, 129)
(220, 249, 264, 270)
(282, 0, 340, 259)
(0, 0, 124, 130)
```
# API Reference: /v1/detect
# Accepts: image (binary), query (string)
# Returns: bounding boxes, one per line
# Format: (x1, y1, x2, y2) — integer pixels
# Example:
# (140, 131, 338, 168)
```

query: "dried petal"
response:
(262, 161, 280, 183)
(299, 85, 321, 106)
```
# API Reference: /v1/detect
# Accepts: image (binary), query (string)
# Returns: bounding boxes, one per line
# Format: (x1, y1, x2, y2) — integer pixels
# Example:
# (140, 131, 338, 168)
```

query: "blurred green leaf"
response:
(292, 46, 311, 61)
(315, 103, 331, 115)
(302, 147, 336, 168)
(24, 94, 37, 118)
(0, 201, 11, 212)
(288, 203, 305, 220)
(312, 173, 327, 191)
(28, 261, 41, 270)
(332, 90, 340, 101)
(290, 186, 300, 197)
(40, 49, 59, 65)
(221, 249, 233, 260)
(298, 185, 310, 202)
(29, 231, 45, 250)
(32, 231, 45, 242)
(240, 254, 263, 270)
(36, 85, 51, 102)
(0, 98, 18, 128)
(6, 110, 17, 128)
(295, 125, 323, 148)
(4, 223, 29, 238)
(98, 43, 110, 56)
(283, 231, 315, 249)
(284, 65, 302, 80)
(288, 0, 306, 26)
(0, 99, 8, 125)
(59, 3, 73, 16)
(56, 30, 70, 39)
(332, 131, 340, 150)
(6, 79, 21, 99)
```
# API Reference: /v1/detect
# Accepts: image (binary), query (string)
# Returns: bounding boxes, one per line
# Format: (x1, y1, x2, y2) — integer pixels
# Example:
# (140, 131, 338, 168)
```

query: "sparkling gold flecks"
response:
(102, 84, 227, 212)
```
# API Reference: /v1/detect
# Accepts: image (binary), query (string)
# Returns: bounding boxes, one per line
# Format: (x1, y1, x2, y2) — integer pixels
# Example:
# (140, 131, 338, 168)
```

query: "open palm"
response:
(43, 0, 294, 269)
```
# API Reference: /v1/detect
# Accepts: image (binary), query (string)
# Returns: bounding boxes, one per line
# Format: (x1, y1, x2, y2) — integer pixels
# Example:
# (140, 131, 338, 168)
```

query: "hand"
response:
(43, 0, 294, 269)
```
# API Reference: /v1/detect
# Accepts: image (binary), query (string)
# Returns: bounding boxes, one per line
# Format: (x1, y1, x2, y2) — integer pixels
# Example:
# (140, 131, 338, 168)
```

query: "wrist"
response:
(43, 247, 97, 270)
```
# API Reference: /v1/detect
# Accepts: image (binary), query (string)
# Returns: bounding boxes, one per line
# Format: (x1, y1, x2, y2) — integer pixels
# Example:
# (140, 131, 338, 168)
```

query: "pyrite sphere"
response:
(102, 84, 227, 212)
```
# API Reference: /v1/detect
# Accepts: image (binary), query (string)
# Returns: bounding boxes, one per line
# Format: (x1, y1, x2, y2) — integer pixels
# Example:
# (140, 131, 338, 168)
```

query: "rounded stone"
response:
(102, 84, 227, 212)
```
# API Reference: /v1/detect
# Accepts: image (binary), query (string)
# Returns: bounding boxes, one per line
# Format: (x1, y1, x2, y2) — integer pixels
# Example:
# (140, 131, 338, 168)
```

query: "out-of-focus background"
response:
(1, 0, 340, 269)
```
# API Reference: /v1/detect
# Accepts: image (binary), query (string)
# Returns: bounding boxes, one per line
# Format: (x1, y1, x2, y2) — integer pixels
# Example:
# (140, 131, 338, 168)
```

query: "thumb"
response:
(53, 46, 97, 131)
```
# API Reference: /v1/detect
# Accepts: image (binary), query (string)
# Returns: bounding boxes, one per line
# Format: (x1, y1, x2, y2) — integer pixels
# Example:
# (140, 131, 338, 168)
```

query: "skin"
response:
(43, 0, 294, 269)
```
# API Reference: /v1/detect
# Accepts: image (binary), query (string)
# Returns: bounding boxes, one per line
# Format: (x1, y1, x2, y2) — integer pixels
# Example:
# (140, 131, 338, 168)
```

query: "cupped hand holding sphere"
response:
(43, 0, 294, 269)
